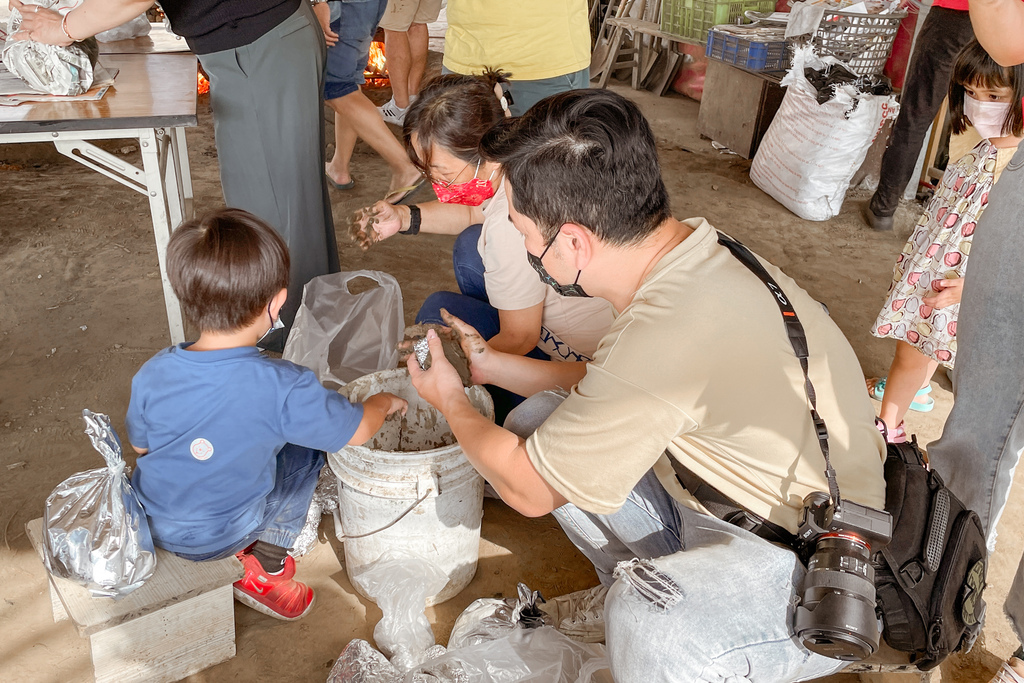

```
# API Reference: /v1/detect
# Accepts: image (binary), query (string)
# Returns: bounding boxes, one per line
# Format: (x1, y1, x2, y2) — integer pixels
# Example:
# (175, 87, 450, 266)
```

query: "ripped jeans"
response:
(506, 396, 848, 683)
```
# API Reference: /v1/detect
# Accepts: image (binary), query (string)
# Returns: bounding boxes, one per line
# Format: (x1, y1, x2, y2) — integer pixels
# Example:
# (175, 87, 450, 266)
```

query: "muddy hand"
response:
(440, 308, 491, 385)
(408, 329, 466, 411)
(348, 201, 404, 251)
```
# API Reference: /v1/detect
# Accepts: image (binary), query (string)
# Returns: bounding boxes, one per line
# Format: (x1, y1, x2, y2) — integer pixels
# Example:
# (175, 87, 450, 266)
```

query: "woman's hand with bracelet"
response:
(10, 0, 74, 46)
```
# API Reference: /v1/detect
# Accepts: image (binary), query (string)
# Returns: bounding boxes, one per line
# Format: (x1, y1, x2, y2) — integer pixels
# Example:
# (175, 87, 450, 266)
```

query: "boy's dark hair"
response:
(167, 208, 290, 333)
(950, 39, 1024, 137)
(480, 89, 671, 246)
(402, 68, 511, 176)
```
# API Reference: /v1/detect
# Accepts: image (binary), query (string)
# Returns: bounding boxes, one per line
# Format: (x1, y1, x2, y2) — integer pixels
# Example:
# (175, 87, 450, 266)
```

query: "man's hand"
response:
(408, 328, 470, 413)
(312, 2, 338, 47)
(440, 308, 496, 386)
(11, 0, 73, 46)
(923, 278, 964, 310)
(349, 201, 405, 250)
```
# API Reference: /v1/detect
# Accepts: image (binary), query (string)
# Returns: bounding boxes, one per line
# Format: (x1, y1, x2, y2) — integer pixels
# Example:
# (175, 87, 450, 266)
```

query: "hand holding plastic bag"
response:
(43, 410, 156, 598)
(355, 549, 450, 671)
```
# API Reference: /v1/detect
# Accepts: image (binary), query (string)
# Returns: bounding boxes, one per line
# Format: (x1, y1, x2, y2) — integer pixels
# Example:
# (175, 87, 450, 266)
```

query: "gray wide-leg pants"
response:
(199, 2, 339, 330)
(927, 145, 1024, 644)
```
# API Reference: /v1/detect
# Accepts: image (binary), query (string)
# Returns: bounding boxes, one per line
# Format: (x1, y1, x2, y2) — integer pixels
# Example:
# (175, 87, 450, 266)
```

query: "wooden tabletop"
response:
(0, 53, 198, 134)
(98, 23, 192, 55)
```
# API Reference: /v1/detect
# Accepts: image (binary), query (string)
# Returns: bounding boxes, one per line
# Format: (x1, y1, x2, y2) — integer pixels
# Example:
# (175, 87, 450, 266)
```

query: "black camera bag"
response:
(872, 438, 987, 671)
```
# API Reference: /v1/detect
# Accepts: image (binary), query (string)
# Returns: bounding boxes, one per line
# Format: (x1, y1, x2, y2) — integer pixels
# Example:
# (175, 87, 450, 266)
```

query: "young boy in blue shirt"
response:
(126, 208, 407, 621)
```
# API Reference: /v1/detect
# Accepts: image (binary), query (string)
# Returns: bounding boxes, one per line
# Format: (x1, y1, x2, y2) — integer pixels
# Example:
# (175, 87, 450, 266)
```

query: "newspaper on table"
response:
(1, 0, 99, 96)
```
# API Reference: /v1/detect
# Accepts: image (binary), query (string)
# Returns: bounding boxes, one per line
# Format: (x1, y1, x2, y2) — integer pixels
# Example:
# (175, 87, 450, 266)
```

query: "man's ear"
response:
(268, 288, 288, 319)
(559, 223, 595, 270)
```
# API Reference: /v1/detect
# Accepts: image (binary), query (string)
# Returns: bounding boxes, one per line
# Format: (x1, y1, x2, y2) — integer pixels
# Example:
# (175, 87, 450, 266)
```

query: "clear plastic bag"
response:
(283, 270, 404, 387)
(355, 549, 450, 671)
(2, 0, 98, 96)
(449, 583, 550, 649)
(43, 410, 157, 598)
(95, 14, 151, 43)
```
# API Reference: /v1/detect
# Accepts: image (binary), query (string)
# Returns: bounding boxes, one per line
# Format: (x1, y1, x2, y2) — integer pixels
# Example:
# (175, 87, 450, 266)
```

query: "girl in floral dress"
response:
(869, 40, 1023, 443)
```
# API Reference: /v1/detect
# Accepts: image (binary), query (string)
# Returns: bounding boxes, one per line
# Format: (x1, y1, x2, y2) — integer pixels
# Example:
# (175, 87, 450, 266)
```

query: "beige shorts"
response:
(378, 0, 442, 31)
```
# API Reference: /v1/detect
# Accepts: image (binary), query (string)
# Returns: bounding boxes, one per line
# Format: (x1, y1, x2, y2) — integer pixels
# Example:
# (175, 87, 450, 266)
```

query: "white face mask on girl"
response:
(964, 95, 1012, 140)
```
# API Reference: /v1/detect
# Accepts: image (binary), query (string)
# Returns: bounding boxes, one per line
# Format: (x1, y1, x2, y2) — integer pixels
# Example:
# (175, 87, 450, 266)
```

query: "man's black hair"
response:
(480, 89, 671, 245)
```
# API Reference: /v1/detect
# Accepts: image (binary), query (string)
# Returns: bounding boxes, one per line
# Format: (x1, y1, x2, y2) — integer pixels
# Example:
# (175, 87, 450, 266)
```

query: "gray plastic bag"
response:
(283, 270, 404, 387)
(2, 0, 98, 96)
(43, 410, 157, 598)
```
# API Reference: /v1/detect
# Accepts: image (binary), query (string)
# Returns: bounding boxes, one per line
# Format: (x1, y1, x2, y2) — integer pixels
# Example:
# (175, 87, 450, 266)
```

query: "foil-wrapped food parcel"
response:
(2, 0, 99, 96)
(43, 410, 157, 598)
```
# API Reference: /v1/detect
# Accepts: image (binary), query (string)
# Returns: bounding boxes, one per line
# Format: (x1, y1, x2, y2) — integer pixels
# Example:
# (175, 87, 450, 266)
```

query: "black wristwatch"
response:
(399, 204, 421, 235)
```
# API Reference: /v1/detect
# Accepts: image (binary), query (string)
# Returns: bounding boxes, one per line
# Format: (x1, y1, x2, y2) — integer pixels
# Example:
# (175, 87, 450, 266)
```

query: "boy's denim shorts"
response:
(324, 0, 389, 100)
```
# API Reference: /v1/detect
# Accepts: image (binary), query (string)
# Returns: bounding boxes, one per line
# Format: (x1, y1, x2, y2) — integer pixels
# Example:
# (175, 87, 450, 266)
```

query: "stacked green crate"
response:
(661, 0, 776, 43)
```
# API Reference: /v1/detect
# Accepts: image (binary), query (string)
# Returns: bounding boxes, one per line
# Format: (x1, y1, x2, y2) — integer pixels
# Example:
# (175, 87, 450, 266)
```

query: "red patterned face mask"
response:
(432, 161, 497, 206)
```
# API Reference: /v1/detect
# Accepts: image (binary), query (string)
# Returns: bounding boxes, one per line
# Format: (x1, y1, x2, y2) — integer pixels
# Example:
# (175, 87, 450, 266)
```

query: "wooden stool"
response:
(844, 641, 936, 682)
(27, 517, 242, 683)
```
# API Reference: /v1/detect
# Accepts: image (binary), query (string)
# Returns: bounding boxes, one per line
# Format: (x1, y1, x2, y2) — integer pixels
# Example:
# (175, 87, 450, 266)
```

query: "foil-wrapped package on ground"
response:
(2, 0, 99, 96)
(43, 410, 157, 598)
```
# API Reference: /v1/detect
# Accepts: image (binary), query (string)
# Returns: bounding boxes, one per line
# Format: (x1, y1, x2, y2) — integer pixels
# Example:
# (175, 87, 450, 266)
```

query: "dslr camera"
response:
(793, 492, 893, 661)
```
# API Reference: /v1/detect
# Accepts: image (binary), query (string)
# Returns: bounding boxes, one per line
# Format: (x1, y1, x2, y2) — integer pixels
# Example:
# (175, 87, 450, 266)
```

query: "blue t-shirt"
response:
(126, 344, 363, 555)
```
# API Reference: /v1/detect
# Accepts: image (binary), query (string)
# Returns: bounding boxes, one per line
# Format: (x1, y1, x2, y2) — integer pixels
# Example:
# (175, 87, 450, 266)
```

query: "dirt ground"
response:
(2, 54, 1023, 682)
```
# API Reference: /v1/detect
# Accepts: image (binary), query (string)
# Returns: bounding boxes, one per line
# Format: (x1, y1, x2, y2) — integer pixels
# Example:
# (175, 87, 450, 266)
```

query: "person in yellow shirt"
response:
(443, 0, 591, 116)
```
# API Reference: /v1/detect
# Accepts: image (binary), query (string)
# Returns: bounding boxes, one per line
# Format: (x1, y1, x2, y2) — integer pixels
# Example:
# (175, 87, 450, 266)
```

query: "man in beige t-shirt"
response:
(409, 90, 882, 682)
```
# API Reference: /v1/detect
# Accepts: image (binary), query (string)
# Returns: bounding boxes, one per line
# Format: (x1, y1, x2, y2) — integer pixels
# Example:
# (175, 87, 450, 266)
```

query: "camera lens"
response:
(794, 532, 880, 661)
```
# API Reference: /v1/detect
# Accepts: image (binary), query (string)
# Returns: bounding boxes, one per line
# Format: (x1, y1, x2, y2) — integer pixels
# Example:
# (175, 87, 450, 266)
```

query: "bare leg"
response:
(383, 29, 413, 108)
(406, 23, 429, 99)
(878, 341, 939, 430)
(325, 89, 422, 193)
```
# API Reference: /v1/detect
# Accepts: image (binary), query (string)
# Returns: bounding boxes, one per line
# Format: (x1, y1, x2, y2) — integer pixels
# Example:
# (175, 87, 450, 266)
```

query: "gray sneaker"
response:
(539, 584, 609, 643)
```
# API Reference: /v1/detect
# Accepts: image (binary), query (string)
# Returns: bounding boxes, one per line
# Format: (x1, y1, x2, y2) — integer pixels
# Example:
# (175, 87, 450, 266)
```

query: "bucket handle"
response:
(332, 487, 433, 541)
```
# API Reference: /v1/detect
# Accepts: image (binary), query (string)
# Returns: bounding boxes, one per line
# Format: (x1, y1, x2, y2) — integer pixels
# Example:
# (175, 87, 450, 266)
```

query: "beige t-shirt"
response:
(478, 179, 614, 361)
(526, 218, 886, 533)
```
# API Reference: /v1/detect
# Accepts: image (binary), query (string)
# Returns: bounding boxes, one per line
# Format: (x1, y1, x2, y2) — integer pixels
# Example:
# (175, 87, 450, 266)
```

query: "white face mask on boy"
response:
(964, 94, 1012, 140)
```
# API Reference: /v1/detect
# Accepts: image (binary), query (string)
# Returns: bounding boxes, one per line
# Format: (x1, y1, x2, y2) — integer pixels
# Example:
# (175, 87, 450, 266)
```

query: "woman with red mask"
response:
(350, 71, 613, 422)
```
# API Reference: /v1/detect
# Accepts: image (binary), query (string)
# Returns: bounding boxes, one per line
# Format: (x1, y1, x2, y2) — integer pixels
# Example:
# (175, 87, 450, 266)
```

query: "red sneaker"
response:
(233, 552, 314, 621)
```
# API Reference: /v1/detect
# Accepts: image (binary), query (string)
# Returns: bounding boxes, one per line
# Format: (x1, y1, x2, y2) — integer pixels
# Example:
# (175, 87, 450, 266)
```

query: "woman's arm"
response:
(488, 303, 543, 356)
(969, 0, 1024, 66)
(350, 200, 483, 247)
(11, 0, 155, 45)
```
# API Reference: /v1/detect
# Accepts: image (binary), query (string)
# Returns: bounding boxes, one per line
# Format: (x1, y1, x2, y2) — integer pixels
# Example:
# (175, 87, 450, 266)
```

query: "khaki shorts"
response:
(378, 0, 442, 31)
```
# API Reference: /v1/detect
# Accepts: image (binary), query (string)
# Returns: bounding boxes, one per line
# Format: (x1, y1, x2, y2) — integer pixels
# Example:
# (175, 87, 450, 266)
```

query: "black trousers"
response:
(869, 7, 975, 218)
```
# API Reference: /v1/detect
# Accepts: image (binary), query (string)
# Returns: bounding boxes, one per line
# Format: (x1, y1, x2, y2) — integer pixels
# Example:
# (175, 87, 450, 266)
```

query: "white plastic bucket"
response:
(328, 368, 493, 606)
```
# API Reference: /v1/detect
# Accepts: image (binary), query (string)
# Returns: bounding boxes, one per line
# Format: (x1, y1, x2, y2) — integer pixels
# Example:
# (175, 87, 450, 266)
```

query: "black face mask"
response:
(527, 237, 590, 298)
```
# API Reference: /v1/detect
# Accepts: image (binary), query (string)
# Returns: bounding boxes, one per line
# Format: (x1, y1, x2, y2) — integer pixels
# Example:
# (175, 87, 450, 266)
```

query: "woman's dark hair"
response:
(949, 39, 1024, 137)
(480, 89, 671, 247)
(402, 68, 511, 176)
(167, 208, 290, 333)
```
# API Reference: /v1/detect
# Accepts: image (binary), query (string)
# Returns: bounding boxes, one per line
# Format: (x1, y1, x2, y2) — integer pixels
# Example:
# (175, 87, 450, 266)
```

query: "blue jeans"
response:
(324, 0, 388, 100)
(505, 393, 847, 682)
(416, 225, 549, 422)
(927, 144, 1024, 643)
(175, 444, 325, 561)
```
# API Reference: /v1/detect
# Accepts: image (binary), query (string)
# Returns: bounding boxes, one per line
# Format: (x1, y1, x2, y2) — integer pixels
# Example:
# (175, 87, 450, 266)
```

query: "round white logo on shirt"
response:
(190, 438, 214, 461)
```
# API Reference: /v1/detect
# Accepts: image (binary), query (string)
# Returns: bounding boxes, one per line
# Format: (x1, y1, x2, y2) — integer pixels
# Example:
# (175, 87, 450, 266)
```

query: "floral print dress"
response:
(871, 139, 1004, 368)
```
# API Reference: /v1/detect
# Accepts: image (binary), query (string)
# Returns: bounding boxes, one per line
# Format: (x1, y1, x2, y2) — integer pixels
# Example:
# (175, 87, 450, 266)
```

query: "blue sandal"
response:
(868, 377, 934, 412)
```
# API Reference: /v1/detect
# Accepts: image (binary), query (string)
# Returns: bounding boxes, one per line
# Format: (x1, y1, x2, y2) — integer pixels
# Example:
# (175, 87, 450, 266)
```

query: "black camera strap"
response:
(671, 233, 844, 542)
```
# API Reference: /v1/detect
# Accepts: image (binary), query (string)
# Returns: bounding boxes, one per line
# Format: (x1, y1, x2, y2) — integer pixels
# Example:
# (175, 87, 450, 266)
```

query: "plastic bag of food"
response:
(448, 583, 550, 649)
(283, 270, 404, 388)
(355, 549, 450, 671)
(2, 0, 98, 96)
(95, 13, 150, 43)
(43, 410, 157, 598)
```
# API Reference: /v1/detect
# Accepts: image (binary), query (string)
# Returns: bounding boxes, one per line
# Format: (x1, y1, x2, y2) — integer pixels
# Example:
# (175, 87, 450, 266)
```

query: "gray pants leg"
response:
(927, 146, 1024, 642)
(198, 3, 339, 329)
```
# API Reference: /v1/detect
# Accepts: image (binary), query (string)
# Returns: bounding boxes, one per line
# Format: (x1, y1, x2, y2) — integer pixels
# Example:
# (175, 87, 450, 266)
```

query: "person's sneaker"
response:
(539, 584, 609, 643)
(990, 658, 1024, 683)
(233, 551, 315, 621)
(378, 97, 408, 126)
